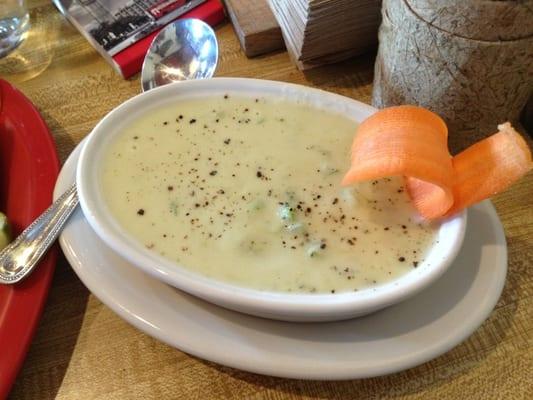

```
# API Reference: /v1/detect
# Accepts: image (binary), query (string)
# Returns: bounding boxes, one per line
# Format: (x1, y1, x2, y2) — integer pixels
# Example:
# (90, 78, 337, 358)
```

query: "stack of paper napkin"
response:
(269, 0, 381, 69)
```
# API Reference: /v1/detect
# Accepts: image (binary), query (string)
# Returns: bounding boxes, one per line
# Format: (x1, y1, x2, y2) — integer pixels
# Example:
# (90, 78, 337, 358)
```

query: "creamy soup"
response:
(101, 95, 438, 293)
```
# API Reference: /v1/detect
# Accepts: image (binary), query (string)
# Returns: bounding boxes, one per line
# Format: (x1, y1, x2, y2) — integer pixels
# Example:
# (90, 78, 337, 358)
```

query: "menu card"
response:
(53, 0, 225, 78)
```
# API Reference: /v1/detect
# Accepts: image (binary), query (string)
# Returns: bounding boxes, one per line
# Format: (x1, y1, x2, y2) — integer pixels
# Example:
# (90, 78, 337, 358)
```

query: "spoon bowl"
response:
(141, 19, 218, 92)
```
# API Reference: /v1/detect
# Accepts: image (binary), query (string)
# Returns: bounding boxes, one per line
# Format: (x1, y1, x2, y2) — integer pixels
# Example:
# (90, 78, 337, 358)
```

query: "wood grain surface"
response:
(1, 1, 532, 399)
(224, 0, 285, 57)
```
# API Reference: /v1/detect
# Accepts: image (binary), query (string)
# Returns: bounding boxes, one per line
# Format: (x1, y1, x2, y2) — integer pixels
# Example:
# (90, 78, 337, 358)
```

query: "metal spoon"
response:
(141, 18, 218, 92)
(0, 19, 218, 284)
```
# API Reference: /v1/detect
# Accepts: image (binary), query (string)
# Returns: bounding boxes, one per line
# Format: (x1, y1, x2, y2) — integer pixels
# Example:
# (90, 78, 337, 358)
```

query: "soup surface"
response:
(101, 95, 438, 293)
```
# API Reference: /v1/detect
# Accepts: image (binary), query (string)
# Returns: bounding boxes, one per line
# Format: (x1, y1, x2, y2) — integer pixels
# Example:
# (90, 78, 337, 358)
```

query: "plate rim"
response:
(0, 79, 59, 397)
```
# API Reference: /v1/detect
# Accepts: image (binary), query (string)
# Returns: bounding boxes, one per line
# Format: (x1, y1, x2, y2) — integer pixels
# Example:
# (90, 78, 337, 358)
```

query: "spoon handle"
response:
(0, 183, 79, 284)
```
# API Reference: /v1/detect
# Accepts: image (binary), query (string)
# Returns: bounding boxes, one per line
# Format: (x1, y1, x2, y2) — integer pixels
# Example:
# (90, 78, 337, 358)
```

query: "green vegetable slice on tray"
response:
(0, 212, 12, 250)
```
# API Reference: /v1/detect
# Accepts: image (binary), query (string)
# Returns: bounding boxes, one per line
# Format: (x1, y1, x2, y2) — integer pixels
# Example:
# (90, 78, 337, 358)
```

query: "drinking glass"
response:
(0, 0, 29, 58)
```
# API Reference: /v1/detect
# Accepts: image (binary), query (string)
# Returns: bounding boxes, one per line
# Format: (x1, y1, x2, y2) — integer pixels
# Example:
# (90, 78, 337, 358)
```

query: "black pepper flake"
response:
(163, 121, 168, 125)
(332, 198, 338, 205)
(384, 227, 390, 231)
(179, 115, 184, 119)
(256, 171, 263, 178)
(399, 257, 406, 262)
(167, 186, 174, 191)
(209, 170, 218, 176)
(189, 119, 196, 124)
(320, 243, 327, 249)
(133, 136, 138, 140)
(223, 138, 231, 144)
(224, 94, 228, 99)
(413, 261, 419, 268)
(137, 209, 145, 215)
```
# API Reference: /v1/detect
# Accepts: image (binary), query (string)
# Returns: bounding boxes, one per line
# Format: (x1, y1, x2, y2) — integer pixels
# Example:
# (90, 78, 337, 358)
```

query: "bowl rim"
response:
(77, 77, 467, 318)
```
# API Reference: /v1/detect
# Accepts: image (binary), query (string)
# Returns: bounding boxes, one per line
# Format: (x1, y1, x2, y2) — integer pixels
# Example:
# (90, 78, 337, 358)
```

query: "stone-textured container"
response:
(372, 0, 533, 152)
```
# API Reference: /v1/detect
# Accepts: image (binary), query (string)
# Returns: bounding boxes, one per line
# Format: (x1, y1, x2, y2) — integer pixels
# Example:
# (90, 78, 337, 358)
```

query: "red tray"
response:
(0, 80, 59, 397)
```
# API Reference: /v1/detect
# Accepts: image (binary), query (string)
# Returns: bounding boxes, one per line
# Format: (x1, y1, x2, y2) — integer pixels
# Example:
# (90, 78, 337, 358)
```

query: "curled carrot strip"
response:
(341, 106, 454, 219)
(445, 123, 532, 216)
(342, 106, 532, 219)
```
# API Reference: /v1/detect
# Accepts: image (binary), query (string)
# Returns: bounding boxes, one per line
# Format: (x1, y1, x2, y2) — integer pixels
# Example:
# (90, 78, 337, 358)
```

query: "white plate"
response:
(56, 142, 507, 380)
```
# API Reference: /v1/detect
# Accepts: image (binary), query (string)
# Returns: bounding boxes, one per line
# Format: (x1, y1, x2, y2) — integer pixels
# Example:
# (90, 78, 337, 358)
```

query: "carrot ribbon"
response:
(342, 106, 532, 220)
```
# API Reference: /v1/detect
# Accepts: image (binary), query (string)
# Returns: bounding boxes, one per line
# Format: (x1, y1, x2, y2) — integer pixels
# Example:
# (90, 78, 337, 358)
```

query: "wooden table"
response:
(2, 1, 532, 399)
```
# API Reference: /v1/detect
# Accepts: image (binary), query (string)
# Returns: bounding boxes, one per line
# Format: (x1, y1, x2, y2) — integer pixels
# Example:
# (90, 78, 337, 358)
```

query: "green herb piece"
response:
(277, 203, 295, 222)
(169, 201, 179, 216)
(306, 241, 324, 258)
(247, 198, 265, 212)
(286, 222, 305, 234)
